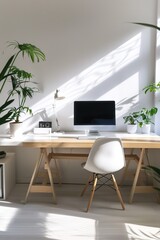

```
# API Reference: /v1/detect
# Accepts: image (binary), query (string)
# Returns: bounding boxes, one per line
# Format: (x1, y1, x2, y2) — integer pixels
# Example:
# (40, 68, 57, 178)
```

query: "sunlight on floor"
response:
(125, 223, 160, 240)
(0, 205, 18, 231)
(44, 213, 96, 240)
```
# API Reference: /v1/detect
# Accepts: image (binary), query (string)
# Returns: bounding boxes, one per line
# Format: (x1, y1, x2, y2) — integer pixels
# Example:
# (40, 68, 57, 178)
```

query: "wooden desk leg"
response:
(43, 148, 57, 203)
(48, 151, 62, 185)
(129, 148, 145, 203)
(24, 149, 44, 203)
(24, 148, 56, 204)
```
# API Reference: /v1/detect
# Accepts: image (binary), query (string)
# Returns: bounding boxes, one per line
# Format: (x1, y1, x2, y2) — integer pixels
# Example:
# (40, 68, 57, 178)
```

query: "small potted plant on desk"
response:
(123, 111, 139, 134)
(0, 41, 45, 136)
(138, 107, 158, 134)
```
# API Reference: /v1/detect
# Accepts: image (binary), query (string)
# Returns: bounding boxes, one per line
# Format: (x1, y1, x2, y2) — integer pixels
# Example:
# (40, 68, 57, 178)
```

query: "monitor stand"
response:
(85, 130, 101, 136)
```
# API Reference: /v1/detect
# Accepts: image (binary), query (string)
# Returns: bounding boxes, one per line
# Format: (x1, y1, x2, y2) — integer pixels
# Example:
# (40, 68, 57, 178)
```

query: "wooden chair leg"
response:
(86, 174, 98, 212)
(81, 175, 93, 197)
(111, 174, 125, 210)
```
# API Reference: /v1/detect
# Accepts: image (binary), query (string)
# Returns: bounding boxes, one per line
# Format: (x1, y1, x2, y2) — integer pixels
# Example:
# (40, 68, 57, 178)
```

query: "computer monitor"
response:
(74, 100, 116, 135)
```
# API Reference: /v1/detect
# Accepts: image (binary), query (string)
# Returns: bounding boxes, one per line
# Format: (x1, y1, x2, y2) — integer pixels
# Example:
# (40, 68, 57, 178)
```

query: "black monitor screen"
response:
(74, 101, 116, 126)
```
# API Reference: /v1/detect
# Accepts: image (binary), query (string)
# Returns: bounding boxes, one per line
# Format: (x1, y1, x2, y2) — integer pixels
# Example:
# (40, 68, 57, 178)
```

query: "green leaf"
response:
(0, 111, 14, 125)
(132, 22, 160, 31)
(11, 76, 17, 90)
(0, 99, 14, 113)
(143, 165, 160, 181)
(143, 82, 160, 94)
(0, 55, 15, 81)
(150, 107, 158, 116)
(145, 165, 160, 175)
(10, 66, 32, 80)
(8, 42, 46, 62)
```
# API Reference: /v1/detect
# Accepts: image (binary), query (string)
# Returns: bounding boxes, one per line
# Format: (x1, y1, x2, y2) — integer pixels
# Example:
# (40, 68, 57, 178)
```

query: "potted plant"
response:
(143, 165, 160, 191)
(0, 41, 45, 136)
(138, 107, 158, 134)
(9, 76, 39, 137)
(123, 111, 139, 133)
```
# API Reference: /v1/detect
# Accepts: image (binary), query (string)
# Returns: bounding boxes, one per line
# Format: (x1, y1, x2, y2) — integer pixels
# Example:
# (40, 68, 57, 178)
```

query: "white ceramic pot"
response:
(10, 122, 23, 137)
(127, 124, 137, 134)
(141, 124, 151, 134)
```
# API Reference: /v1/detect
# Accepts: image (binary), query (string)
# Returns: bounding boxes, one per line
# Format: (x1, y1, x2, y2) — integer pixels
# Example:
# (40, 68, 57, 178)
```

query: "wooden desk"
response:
(20, 133, 160, 203)
(1, 133, 160, 203)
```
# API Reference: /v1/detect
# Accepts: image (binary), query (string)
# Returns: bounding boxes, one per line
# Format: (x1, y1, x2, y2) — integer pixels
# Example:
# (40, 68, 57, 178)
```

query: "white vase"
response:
(141, 124, 151, 134)
(127, 124, 137, 134)
(10, 122, 23, 137)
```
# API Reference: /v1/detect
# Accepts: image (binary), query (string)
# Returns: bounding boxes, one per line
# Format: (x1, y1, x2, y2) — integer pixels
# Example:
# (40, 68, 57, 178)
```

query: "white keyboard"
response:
(52, 132, 104, 139)
(52, 132, 85, 138)
(78, 135, 104, 140)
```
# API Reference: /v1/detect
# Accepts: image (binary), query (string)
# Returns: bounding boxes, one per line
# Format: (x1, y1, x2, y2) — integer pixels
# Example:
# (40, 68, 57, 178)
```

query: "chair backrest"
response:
(84, 138, 125, 174)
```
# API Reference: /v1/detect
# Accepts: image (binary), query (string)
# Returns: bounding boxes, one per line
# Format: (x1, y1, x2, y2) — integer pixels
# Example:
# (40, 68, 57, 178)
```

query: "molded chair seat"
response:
(81, 138, 126, 212)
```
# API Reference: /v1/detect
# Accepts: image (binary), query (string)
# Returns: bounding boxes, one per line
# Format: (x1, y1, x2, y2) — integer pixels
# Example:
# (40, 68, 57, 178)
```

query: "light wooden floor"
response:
(0, 184, 160, 240)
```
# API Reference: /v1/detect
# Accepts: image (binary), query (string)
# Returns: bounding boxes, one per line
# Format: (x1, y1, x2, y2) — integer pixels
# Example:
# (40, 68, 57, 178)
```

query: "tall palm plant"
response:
(134, 22, 160, 190)
(0, 41, 45, 124)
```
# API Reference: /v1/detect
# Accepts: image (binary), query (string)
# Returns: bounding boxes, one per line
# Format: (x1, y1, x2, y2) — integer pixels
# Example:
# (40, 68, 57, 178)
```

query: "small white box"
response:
(33, 128, 52, 134)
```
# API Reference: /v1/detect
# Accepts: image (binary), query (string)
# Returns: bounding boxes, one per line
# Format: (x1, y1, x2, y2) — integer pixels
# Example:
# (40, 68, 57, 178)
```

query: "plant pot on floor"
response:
(10, 122, 23, 137)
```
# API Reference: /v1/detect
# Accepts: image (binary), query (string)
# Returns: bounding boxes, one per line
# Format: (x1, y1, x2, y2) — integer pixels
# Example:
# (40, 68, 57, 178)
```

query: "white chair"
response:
(81, 138, 125, 212)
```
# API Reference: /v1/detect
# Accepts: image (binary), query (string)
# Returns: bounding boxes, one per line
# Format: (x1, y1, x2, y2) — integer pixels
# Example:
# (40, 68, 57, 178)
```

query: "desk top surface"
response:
(0, 132, 160, 148)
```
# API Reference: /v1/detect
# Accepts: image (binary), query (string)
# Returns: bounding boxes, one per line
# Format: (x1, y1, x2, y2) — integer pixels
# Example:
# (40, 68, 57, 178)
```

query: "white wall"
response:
(0, 0, 159, 183)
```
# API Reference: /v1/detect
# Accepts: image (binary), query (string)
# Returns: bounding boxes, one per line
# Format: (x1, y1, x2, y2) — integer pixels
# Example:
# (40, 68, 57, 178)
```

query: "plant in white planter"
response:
(9, 76, 39, 136)
(123, 111, 139, 133)
(0, 41, 45, 136)
(138, 107, 158, 134)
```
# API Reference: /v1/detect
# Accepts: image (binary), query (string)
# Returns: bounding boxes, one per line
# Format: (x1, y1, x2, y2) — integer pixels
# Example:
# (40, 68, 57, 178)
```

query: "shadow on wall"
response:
(1, 29, 155, 134)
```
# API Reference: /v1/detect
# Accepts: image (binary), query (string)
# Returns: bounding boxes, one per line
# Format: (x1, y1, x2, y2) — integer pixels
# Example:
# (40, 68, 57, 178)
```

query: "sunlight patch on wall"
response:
(45, 213, 96, 240)
(156, 18, 160, 47)
(32, 33, 141, 115)
(155, 58, 160, 83)
(155, 18, 160, 83)
(58, 33, 141, 107)
(25, 33, 142, 131)
(115, 73, 139, 118)
(125, 223, 160, 240)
